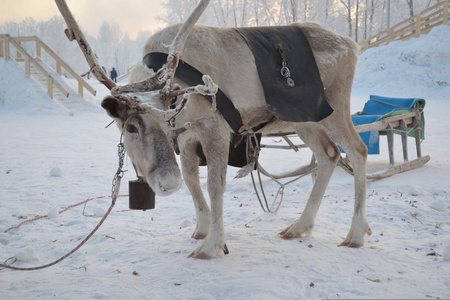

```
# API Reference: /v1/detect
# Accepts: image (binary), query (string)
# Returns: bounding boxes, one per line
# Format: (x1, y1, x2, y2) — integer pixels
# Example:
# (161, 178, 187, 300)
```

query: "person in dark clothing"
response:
(110, 67, 118, 83)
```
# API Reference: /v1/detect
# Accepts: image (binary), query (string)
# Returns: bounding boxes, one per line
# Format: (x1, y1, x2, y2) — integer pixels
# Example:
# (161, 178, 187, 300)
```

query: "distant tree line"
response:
(0, 17, 153, 78)
(0, 0, 443, 79)
(160, 0, 442, 42)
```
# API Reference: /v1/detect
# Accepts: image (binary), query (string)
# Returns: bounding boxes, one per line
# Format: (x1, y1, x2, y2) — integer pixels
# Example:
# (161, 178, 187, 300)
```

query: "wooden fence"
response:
(360, 0, 449, 50)
(0, 34, 96, 99)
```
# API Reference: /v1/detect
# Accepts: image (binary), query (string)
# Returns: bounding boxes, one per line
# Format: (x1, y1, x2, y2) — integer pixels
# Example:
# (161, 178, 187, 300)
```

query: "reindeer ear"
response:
(101, 96, 129, 120)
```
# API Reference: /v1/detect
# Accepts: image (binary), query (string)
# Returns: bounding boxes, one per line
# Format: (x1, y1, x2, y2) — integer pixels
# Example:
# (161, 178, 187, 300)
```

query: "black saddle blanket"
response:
(235, 26, 333, 122)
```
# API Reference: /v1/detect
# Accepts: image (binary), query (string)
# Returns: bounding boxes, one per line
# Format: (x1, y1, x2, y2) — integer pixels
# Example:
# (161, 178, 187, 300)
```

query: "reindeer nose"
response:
(147, 166, 182, 197)
(156, 179, 182, 196)
(160, 173, 182, 193)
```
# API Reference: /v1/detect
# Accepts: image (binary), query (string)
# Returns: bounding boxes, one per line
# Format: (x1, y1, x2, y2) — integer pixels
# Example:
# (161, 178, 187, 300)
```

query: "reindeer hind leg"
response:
(330, 120, 372, 248)
(280, 124, 340, 239)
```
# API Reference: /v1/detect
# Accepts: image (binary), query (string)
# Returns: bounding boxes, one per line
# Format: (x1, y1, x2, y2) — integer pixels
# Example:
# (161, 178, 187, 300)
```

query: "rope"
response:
(0, 138, 126, 271)
(3, 195, 126, 234)
(368, 98, 413, 110)
(0, 196, 119, 271)
(362, 98, 423, 115)
(252, 161, 311, 213)
(248, 134, 315, 213)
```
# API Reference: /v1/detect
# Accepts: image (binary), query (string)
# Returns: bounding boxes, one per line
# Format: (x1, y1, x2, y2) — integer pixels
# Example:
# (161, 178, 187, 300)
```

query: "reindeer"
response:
(56, 0, 372, 259)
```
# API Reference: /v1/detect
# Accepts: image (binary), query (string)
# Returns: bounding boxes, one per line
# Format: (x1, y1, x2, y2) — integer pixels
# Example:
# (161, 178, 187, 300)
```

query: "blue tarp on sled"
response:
(350, 95, 426, 154)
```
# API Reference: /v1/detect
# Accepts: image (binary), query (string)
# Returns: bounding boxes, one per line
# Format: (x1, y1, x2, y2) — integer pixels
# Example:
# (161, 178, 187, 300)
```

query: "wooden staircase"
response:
(0, 34, 97, 110)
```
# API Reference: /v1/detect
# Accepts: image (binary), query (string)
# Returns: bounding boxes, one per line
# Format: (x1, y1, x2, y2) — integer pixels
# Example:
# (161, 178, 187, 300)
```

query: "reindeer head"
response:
(102, 93, 183, 196)
(55, 0, 215, 196)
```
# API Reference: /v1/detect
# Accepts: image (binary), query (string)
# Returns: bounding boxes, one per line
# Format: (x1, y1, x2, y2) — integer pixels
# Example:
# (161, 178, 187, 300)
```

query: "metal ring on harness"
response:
(280, 62, 291, 78)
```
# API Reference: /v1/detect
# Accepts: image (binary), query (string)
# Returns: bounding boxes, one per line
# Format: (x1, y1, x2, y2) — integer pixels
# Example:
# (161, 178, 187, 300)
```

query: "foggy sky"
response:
(0, 0, 167, 38)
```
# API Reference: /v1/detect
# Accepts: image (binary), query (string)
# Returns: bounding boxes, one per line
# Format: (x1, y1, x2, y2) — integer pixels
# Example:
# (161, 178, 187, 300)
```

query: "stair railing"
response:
(360, 0, 449, 51)
(0, 34, 96, 99)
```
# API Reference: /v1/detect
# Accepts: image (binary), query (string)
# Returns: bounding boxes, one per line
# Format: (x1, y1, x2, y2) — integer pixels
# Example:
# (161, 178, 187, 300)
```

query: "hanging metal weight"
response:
(129, 179, 155, 210)
(277, 45, 295, 88)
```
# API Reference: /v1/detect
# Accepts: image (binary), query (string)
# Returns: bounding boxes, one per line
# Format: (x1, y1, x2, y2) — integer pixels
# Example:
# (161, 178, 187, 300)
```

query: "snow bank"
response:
(0, 59, 59, 112)
(354, 25, 450, 99)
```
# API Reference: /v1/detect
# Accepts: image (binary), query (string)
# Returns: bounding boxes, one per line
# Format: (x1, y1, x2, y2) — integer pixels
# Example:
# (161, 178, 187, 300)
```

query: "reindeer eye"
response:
(126, 124, 138, 134)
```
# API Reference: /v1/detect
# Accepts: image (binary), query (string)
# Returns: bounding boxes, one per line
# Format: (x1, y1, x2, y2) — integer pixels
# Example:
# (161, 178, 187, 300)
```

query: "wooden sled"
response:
(251, 95, 430, 212)
(343, 94, 430, 179)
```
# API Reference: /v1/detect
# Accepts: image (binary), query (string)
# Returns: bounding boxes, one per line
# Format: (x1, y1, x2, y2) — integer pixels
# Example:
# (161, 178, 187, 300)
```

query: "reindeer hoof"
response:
(339, 225, 372, 248)
(338, 240, 363, 248)
(188, 251, 213, 260)
(223, 244, 229, 255)
(278, 228, 288, 236)
(278, 227, 295, 239)
(191, 232, 207, 240)
(280, 231, 297, 240)
(278, 223, 311, 240)
(188, 243, 228, 259)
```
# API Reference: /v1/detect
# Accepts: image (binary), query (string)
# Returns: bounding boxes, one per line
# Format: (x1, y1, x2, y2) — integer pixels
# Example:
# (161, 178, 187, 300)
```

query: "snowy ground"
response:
(0, 25, 449, 299)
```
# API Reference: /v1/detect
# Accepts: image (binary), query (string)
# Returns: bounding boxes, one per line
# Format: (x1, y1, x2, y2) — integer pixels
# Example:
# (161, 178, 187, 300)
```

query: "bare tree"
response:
(260, 0, 277, 25)
(232, 0, 238, 26)
(302, 0, 311, 21)
(254, 0, 260, 26)
(290, 0, 298, 22)
(240, 0, 249, 26)
(97, 20, 123, 75)
(363, 0, 377, 39)
(355, 0, 360, 42)
(161, 0, 200, 24)
(405, 0, 414, 18)
(339, 0, 353, 38)
(324, 0, 331, 23)
(214, 0, 229, 25)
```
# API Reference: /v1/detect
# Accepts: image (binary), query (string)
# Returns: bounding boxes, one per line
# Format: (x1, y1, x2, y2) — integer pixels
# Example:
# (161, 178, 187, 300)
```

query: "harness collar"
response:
(143, 52, 272, 135)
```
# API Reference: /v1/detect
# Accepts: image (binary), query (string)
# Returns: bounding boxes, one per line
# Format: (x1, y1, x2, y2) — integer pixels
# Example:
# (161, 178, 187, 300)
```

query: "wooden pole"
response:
(415, 15, 421, 37)
(25, 56, 31, 77)
(36, 39, 42, 61)
(444, 0, 449, 24)
(5, 35, 11, 60)
(0, 37, 4, 58)
(48, 77, 54, 99)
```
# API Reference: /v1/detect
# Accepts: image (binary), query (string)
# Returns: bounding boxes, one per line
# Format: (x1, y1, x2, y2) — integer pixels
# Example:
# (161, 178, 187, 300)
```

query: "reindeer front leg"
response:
(180, 140, 210, 240)
(188, 123, 229, 259)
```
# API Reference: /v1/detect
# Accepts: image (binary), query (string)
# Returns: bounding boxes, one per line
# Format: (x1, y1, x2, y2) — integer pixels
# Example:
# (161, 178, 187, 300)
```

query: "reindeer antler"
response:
(160, 0, 210, 96)
(112, 0, 211, 99)
(55, 0, 116, 91)
(55, 0, 215, 111)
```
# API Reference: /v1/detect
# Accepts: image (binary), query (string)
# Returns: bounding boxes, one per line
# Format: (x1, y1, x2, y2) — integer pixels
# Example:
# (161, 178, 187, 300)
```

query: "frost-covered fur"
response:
(128, 64, 155, 85)
(102, 22, 372, 259)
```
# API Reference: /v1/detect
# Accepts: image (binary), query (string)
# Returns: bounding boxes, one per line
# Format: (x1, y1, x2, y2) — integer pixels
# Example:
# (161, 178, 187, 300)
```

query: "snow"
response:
(14, 246, 37, 262)
(430, 199, 448, 212)
(0, 233, 10, 246)
(47, 208, 59, 219)
(49, 167, 64, 177)
(1, 25, 449, 299)
(444, 245, 450, 261)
